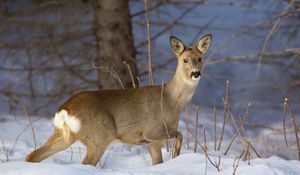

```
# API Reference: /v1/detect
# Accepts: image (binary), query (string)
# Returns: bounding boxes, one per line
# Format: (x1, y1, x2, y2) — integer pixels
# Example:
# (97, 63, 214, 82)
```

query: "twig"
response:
(144, 0, 154, 85)
(137, 3, 200, 49)
(130, 2, 164, 17)
(206, 9, 295, 62)
(206, 48, 300, 66)
(256, 0, 296, 76)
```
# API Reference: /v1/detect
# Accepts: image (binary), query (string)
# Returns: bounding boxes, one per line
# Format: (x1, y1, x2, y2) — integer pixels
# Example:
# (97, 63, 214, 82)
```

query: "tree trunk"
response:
(93, 0, 138, 89)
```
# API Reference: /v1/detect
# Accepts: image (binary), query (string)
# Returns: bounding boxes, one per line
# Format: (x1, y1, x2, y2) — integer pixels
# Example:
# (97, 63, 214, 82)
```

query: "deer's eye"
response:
(198, 58, 202, 62)
(183, 59, 188, 63)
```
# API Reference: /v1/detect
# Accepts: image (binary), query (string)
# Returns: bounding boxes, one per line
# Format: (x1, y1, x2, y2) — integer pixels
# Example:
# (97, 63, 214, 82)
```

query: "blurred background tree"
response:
(0, 0, 299, 123)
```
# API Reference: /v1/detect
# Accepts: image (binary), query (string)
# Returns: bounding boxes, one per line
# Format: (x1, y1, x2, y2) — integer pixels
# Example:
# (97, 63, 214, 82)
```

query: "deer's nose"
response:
(191, 71, 201, 78)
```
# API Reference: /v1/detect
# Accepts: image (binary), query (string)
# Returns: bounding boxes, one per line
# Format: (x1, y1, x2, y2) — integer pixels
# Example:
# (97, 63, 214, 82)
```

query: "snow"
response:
(0, 113, 299, 175)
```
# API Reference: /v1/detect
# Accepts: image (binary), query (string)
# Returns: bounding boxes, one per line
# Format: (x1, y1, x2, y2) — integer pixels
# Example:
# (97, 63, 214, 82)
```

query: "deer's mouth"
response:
(190, 71, 201, 80)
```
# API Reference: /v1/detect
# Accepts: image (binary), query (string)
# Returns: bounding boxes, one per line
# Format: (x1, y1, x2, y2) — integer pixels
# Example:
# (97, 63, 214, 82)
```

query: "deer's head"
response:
(170, 34, 212, 85)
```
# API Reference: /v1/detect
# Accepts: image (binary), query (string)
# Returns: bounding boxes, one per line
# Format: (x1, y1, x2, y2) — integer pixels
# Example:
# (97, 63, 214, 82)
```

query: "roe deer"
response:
(26, 34, 212, 166)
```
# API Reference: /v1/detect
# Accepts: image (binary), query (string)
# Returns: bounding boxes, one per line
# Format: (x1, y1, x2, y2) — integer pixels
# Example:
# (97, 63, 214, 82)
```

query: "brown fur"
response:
(26, 34, 212, 166)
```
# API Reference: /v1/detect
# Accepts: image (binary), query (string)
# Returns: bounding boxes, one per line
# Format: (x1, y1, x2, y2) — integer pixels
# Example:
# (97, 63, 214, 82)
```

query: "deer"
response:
(26, 34, 212, 166)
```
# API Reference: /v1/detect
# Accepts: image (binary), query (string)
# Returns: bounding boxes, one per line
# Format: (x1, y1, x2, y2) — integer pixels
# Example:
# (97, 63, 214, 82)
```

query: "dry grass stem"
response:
(224, 133, 238, 155)
(232, 157, 240, 175)
(217, 80, 230, 151)
(239, 149, 245, 159)
(231, 109, 260, 159)
(160, 80, 164, 112)
(283, 98, 289, 147)
(144, 0, 154, 85)
(194, 106, 199, 153)
(165, 138, 170, 152)
(213, 106, 217, 151)
(215, 156, 221, 172)
(243, 138, 251, 161)
(240, 102, 251, 136)
(285, 98, 300, 161)
(185, 106, 190, 149)
(70, 146, 73, 161)
(225, 106, 249, 155)
(11, 118, 40, 153)
(203, 127, 208, 153)
(78, 145, 82, 160)
(91, 57, 125, 89)
(14, 95, 37, 150)
(187, 128, 220, 172)
(1, 140, 9, 162)
(136, 76, 141, 87)
(205, 155, 208, 175)
(123, 61, 136, 88)
(163, 120, 173, 158)
(160, 80, 170, 152)
(249, 143, 260, 158)
(100, 145, 113, 168)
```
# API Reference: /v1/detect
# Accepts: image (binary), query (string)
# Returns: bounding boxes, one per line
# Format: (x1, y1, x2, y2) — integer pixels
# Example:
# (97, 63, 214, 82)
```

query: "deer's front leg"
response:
(147, 142, 163, 165)
(172, 131, 182, 158)
(144, 130, 183, 159)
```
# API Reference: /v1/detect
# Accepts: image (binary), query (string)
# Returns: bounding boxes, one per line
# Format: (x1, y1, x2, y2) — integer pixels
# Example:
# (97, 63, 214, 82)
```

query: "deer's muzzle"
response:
(190, 71, 201, 80)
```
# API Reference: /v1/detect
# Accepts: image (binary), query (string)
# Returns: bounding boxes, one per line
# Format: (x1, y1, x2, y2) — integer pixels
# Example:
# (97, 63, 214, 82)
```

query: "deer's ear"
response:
(170, 36, 185, 54)
(196, 34, 212, 53)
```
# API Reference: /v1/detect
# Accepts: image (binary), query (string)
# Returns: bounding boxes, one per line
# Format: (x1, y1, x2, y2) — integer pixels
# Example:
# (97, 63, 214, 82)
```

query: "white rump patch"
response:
(54, 109, 81, 133)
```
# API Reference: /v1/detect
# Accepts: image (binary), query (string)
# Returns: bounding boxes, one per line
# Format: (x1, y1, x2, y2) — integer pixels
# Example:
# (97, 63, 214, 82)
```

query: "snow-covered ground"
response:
(0, 107, 299, 175)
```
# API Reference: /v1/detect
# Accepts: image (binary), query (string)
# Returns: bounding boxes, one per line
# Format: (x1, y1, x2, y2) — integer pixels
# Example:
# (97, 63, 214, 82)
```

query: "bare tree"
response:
(93, 0, 138, 89)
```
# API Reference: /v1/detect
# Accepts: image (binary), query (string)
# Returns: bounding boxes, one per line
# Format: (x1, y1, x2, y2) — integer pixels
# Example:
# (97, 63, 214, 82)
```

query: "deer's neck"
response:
(165, 67, 199, 109)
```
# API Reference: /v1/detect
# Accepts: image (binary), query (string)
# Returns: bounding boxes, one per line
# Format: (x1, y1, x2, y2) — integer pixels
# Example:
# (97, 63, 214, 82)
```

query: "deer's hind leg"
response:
(26, 129, 75, 162)
(81, 143, 108, 166)
(80, 127, 116, 166)
(79, 113, 117, 166)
